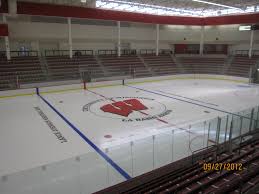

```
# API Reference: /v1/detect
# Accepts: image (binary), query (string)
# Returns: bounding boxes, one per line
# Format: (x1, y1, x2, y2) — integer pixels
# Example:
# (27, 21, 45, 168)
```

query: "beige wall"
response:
(3, 21, 259, 52)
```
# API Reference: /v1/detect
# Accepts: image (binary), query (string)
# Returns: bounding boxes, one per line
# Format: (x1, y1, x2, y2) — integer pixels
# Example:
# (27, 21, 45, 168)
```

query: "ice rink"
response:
(1, 77, 259, 194)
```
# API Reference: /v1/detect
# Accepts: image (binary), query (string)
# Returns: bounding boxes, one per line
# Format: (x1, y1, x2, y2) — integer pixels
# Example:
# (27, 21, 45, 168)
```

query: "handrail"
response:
(204, 50, 227, 54)
(0, 51, 39, 58)
(97, 49, 138, 55)
(235, 50, 249, 56)
(45, 50, 93, 56)
(0, 51, 6, 57)
(236, 128, 259, 144)
(253, 50, 259, 56)
(191, 145, 217, 164)
(139, 49, 156, 55)
(175, 50, 200, 54)
(73, 50, 93, 56)
(45, 50, 69, 56)
(11, 51, 39, 57)
(159, 49, 173, 55)
(121, 49, 137, 55)
(98, 50, 117, 55)
(192, 145, 217, 155)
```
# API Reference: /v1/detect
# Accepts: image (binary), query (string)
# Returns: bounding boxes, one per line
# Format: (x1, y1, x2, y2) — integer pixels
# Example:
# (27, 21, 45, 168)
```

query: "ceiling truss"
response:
(18, 0, 259, 17)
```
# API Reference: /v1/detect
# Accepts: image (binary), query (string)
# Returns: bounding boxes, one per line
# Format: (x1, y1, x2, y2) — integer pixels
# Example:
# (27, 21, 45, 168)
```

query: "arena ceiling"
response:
(20, 0, 259, 17)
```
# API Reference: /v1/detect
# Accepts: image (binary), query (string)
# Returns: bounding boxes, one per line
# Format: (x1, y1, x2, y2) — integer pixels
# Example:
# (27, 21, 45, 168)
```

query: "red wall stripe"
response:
(17, 1, 259, 26)
(205, 14, 259, 25)
(0, 24, 9, 36)
(17, 1, 203, 25)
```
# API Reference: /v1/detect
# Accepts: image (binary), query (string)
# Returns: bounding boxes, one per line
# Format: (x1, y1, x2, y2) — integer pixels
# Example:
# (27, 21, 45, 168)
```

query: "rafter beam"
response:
(192, 0, 241, 10)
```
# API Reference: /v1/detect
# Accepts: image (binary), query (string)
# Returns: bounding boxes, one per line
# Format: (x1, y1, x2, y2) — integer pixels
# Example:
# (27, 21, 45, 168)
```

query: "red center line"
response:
(86, 89, 215, 142)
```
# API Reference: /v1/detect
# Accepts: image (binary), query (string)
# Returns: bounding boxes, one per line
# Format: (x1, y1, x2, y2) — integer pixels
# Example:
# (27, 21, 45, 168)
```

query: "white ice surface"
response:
(0, 95, 92, 177)
(0, 79, 259, 194)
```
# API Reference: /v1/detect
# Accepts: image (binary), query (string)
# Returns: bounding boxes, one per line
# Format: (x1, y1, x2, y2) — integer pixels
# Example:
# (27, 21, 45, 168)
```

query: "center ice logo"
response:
(83, 97, 172, 122)
(100, 99, 148, 117)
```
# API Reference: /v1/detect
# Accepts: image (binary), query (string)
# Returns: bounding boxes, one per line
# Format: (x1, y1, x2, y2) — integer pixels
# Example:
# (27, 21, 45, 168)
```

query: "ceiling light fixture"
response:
(192, 0, 241, 10)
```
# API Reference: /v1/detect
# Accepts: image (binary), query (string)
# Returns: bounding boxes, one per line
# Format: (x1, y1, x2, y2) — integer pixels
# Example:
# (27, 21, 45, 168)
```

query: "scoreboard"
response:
(239, 24, 259, 31)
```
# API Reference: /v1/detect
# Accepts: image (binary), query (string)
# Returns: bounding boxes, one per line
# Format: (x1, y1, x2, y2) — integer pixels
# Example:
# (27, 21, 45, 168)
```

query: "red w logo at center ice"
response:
(100, 99, 148, 117)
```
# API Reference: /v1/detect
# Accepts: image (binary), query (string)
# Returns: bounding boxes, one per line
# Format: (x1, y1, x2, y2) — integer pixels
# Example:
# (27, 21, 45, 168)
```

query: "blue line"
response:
(38, 93, 131, 180)
(126, 84, 255, 121)
(237, 85, 252, 88)
(156, 90, 219, 107)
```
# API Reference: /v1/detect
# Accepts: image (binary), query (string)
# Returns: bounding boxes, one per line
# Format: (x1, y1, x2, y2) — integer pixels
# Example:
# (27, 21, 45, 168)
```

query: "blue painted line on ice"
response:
(237, 85, 252, 88)
(126, 84, 254, 121)
(156, 90, 219, 107)
(37, 93, 132, 180)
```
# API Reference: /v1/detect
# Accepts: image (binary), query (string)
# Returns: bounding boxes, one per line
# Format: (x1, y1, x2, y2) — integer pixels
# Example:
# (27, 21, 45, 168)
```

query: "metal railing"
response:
(0, 51, 6, 58)
(203, 50, 227, 54)
(235, 50, 249, 56)
(121, 49, 137, 55)
(159, 49, 173, 55)
(1, 49, 259, 59)
(139, 49, 156, 55)
(45, 50, 69, 56)
(235, 50, 259, 56)
(253, 50, 259, 56)
(191, 145, 217, 164)
(11, 51, 39, 57)
(98, 49, 170, 55)
(0, 51, 39, 57)
(73, 50, 93, 56)
(98, 50, 117, 55)
(44, 50, 93, 56)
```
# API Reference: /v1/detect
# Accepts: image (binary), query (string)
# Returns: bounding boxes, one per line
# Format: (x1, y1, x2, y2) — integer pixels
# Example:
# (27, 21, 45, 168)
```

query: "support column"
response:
(3, 15, 10, 60)
(31, 41, 40, 56)
(200, 26, 205, 55)
(68, 17, 73, 58)
(8, 0, 17, 16)
(156, 24, 159, 56)
(117, 21, 121, 57)
(4, 36, 11, 60)
(248, 30, 254, 58)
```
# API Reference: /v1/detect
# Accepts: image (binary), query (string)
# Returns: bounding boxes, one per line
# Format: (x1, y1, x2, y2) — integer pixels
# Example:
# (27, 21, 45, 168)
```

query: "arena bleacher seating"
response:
(178, 57, 226, 75)
(0, 54, 45, 90)
(226, 56, 259, 77)
(98, 54, 151, 78)
(46, 55, 104, 80)
(141, 53, 180, 76)
(1, 49, 259, 90)
(95, 130, 259, 194)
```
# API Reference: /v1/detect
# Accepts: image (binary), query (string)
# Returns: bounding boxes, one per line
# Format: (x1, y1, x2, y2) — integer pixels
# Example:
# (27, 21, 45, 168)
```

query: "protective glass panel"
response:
(132, 136, 154, 177)
(219, 115, 229, 144)
(104, 143, 133, 179)
(154, 131, 173, 169)
(78, 152, 110, 194)
(0, 167, 45, 194)
(208, 117, 219, 145)
(232, 115, 242, 139)
(189, 121, 207, 153)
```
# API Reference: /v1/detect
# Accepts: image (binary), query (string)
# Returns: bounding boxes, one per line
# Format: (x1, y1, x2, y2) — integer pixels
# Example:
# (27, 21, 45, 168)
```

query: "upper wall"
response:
(8, 21, 258, 43)
(3, 20, 258, 51)
(16, 1, 259, 26)
(204, 25, 253, 43)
